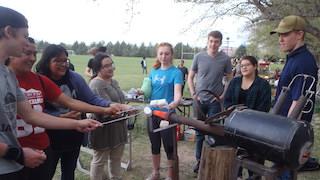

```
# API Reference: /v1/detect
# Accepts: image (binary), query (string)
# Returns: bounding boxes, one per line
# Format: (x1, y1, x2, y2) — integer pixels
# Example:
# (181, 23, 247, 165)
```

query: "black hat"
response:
(0, 6, 28, 28)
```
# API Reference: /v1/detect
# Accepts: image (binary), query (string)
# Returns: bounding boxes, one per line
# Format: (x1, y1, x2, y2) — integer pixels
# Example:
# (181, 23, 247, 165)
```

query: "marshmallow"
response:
(160, 120, 169, 128)
(144, 107, 152, 117)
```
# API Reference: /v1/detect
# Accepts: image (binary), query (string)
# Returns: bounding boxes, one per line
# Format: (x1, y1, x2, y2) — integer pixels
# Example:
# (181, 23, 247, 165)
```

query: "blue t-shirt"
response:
(275, 45, 318, 122)
(149, 66, 183, 111)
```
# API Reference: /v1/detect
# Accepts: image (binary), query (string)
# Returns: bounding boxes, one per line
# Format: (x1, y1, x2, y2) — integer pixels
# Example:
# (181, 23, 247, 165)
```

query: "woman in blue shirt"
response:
(146, 42, 183, 180)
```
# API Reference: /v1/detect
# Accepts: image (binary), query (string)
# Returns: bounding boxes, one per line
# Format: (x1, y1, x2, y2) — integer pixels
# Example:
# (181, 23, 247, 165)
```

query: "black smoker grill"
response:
(224, 109, 314, 169)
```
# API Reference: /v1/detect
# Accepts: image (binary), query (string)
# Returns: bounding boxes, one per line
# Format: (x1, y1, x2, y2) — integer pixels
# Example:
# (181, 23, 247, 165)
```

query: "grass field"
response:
(50, 55, 320, 180)
(68, 55, 192, 93)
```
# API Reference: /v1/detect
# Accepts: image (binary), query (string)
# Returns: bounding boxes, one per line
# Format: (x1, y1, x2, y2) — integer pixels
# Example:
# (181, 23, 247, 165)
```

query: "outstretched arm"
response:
(55, 93, 120, 115)
(17, 100, 101, 132)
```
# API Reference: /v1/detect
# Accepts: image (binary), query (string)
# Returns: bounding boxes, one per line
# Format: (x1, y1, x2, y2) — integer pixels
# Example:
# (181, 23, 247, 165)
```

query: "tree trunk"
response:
(197, 143, 237, 180)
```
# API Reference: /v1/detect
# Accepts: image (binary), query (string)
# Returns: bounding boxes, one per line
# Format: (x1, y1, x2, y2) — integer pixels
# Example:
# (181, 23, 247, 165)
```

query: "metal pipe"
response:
(167, 113, 225, 136)
(271, 87, 289, 115)
(288, 95, 308, 119)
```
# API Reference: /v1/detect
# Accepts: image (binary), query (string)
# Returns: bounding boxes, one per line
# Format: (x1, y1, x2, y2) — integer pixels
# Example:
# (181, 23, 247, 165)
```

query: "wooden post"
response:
(197, 143, 236, 180)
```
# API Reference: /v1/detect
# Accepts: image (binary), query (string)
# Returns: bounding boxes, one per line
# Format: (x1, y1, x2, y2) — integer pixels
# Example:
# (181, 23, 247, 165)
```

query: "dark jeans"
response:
(193, 100, 221, 161)
(278, 170, 292, 180)
(49, 147, 81, 180)
(0, 169, 23, 180)
(148, 116, 174, 160)
(22, 146, 53, 180)
(181, 83, 185, 96)
(142, 67, 147, 74)
(237, 154, 264, 179)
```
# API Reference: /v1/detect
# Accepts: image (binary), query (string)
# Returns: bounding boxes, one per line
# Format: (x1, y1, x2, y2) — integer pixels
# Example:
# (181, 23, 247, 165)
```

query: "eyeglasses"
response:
(23, 50, 37, 57)
(101, 63, 114, 69)
(240, 63, 252, 68)
(52, 58, 70, 67)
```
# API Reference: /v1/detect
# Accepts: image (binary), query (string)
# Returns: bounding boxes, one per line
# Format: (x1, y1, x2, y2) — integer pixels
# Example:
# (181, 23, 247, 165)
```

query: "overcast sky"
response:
(1, 0, 248, 48)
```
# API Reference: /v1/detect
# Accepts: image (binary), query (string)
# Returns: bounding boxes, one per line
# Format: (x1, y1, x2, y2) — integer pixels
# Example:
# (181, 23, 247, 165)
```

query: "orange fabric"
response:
(152, 110, 168, 120)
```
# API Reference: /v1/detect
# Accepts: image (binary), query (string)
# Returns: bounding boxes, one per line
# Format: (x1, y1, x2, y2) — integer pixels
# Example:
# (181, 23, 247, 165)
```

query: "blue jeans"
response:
(278, 170, 292, 180)
(194, 100, 221, 161)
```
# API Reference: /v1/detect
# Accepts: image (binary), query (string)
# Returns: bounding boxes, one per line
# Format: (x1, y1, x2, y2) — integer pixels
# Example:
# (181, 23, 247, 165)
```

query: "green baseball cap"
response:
(270, 15, 305, 35)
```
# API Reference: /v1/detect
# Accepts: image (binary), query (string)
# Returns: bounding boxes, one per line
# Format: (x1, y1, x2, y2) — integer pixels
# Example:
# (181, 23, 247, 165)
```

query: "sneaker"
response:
(192, 160, 200, 173)
(298, 157, 320, 172)
(246, 174, 261, 180)
(145, 173, 160, 180)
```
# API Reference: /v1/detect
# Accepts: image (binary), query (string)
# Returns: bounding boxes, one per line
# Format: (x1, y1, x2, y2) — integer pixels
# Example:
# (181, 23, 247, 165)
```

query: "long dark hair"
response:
(35, 44, 68, 77)
(91, 52, 111, 80)
(240, 55, 259, 75)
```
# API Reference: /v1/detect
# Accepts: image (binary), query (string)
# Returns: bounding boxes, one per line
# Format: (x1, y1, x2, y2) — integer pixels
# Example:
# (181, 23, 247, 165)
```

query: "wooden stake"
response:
(198, 143, 236, 180)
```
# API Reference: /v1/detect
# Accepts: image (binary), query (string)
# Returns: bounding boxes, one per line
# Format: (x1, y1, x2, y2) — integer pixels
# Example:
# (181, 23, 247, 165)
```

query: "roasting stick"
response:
(101, 106, 144, 125)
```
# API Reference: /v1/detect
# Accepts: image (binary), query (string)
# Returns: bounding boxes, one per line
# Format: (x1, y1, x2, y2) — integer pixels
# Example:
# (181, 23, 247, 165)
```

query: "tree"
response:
(146, 43, 155, 57)
(177, 0, 320, 40)
(176, 0, 320, 61)
(120, 41, 129, 56)
(113, 41, 122, 56)
(37, 40, 50, 52)
(174, 42, 183, 59)
(77, 42, 88, 55)
(131, 44, 140, 57)
(96, 41, 105, 48)
(71, 41, 80, 54)
(106, 42, 113, 55)
(59, 42, 69, 49)
(234, 44, 247, 58)
(138, 43, 146, 57)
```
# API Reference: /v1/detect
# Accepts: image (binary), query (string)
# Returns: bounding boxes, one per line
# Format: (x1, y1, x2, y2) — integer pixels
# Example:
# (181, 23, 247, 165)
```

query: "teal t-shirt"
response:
(149, 66, 183, 111)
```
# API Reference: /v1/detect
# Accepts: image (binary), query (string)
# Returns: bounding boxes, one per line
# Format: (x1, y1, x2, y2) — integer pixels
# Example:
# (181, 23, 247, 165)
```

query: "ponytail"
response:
(153, 59, 161, 69)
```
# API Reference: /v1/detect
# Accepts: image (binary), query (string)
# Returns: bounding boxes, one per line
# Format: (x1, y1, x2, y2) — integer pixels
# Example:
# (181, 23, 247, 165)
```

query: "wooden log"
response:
(197, 143, 237, 180)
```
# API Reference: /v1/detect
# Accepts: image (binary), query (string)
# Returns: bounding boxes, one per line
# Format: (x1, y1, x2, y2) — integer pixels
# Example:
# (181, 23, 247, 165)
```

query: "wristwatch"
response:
(3, 145, 24, 164)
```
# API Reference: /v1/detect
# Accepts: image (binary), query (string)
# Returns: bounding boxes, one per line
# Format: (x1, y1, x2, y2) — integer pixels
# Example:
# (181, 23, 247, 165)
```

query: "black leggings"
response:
(0, 169, 24, 180)
(48, 147, 80, 180)
(148, 116, 174, 160)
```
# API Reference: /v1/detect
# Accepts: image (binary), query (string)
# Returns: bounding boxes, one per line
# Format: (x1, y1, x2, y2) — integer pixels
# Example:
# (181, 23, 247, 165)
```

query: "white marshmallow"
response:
(159, 120, 169, 128)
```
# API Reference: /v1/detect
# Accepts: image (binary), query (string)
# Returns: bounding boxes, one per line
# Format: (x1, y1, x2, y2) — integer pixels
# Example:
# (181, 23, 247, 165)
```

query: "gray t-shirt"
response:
(191, 51, 232, 102)
(88, 78, 127, 150)
(0, 65, 25, 174)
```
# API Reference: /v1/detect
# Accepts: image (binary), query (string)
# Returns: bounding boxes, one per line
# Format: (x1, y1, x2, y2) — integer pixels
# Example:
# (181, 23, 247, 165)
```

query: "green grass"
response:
(63, 55, 283, 93)
(68, 55, 192, 96)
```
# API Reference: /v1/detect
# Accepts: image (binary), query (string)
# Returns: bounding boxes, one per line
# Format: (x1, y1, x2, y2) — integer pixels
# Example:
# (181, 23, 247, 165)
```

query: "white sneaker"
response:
(145, 173, 160, 180)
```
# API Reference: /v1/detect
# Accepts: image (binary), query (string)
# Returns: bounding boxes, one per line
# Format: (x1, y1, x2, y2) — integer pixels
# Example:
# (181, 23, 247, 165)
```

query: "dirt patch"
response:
(111, 133, 196, 180)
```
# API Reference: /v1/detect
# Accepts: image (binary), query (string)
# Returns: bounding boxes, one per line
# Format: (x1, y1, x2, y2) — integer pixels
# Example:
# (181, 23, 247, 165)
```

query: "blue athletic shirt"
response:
(149, 66, 183, 111)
